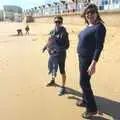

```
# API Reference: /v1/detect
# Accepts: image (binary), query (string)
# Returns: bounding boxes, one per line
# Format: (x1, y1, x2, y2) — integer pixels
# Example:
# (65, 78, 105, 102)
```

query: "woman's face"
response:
(85, 9, 97, 24)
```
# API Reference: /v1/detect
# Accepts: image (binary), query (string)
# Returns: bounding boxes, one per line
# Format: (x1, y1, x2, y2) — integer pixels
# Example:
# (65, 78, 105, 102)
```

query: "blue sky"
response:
(0, 0, 59, 9)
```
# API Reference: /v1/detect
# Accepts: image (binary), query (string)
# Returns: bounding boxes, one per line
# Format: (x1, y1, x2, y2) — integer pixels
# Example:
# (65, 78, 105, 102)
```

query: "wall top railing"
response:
(24, 1, 120, 17)
(33, 9, 120, 19)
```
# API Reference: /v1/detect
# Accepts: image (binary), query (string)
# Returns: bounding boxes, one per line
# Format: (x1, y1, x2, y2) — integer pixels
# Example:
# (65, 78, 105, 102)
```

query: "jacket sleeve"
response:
(64, 31, 69, 49)
(93, 24, 106, 61)
(56, 28, 70, 50)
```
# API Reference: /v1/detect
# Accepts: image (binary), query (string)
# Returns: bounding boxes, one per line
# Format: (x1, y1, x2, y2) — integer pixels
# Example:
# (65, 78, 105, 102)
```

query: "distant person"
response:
(77, 4, 106, 119)
(42, 15, 69, 96)
(17, 29, 23, 36)
(25, 25, 30, 35)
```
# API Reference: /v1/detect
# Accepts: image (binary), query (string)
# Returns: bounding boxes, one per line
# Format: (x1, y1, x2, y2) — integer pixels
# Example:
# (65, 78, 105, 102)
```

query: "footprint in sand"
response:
(0, 57, 8, 71)
(32, 38, 37, 41)
(16, 85, 39, 96)
(16, 93, 20, 96)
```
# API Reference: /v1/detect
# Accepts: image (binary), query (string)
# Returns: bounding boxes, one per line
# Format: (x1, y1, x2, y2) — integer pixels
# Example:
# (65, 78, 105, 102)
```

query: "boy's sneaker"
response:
(46, 80, 55, 87)
(58, 87, 65, 96)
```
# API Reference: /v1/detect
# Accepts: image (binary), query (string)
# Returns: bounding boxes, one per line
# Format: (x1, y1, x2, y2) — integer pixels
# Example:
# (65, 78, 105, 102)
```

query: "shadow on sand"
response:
(9, 33, 36, 37)
(54, 83, 120, 120)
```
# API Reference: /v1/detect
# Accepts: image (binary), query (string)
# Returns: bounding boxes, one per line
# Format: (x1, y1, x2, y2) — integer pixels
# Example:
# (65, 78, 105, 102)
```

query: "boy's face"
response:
(54, 20, 62, 28)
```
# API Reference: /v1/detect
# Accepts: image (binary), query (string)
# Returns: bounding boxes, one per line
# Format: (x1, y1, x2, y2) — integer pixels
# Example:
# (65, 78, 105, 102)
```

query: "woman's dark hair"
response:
(54, 15, 63, 24)
(81, 4, 104, 24)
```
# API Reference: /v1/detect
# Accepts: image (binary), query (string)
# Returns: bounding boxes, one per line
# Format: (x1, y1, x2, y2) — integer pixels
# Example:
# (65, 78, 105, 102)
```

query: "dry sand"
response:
(0, 21, 120, 120)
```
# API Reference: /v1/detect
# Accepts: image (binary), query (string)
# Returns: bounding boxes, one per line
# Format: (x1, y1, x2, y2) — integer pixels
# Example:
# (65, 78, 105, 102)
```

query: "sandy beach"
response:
(0, 20, 120, 120)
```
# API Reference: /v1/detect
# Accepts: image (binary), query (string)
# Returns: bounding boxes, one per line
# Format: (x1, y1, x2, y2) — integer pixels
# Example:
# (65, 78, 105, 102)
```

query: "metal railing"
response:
(24, 0, 120, 17)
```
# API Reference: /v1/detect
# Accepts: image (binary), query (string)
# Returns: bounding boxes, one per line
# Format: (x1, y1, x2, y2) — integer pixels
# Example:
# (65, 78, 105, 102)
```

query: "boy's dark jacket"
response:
(50, 26, 69, 50)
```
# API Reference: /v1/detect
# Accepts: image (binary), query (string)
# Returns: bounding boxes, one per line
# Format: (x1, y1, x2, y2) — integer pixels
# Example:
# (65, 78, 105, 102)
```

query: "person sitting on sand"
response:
(17, 29, 23, 36)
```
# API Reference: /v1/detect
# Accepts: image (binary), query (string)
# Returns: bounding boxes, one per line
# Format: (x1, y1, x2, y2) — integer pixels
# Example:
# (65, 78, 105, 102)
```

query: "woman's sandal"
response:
(82, 111, 97, 119)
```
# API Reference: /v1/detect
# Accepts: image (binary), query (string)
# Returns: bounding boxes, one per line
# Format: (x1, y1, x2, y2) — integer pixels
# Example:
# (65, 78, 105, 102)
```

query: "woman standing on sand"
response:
(77, 4, 106, 119)
(42, 15, 69, 96)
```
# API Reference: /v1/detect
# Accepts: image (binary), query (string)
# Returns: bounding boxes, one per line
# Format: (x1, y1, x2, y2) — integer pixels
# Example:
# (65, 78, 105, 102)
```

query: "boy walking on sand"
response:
(42, 30, 60, 83)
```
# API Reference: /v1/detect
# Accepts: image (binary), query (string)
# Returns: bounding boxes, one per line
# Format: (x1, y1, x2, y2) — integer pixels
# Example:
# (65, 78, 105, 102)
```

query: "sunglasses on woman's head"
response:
(86, 10, 96, 15)
(55, 21, 62, 24)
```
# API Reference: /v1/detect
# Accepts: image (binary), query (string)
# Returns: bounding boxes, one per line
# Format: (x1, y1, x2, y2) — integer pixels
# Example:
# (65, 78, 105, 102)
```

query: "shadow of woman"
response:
(54, 83, 120, 120)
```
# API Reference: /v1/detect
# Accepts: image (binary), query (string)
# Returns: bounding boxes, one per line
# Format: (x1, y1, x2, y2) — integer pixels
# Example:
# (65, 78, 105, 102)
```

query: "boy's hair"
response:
(54, 15, 63, 24)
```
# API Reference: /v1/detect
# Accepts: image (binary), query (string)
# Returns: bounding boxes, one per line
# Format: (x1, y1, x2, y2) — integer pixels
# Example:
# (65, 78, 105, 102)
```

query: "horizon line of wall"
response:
(34, 10, 120, 26)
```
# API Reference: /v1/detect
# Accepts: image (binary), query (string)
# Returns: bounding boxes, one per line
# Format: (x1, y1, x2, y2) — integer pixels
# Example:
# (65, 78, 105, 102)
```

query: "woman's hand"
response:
(87, 60, 97, 76)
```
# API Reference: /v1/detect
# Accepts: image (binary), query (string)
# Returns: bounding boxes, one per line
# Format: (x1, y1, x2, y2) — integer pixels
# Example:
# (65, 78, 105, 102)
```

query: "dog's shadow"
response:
(54, 83, 120, 120)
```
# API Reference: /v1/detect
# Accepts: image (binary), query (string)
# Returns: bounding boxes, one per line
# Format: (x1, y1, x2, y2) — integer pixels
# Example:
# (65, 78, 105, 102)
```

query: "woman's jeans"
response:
(78, 55, 97, 112)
